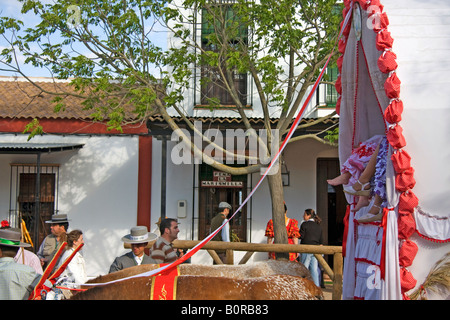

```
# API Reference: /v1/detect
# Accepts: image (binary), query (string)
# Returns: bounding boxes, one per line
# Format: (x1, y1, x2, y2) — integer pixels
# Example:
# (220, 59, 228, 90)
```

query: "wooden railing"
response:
(125, 240, 343, 300)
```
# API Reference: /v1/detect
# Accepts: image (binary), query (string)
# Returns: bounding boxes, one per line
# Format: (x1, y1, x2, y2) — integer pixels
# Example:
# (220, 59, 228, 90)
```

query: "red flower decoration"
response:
(1, 220, 10, 228)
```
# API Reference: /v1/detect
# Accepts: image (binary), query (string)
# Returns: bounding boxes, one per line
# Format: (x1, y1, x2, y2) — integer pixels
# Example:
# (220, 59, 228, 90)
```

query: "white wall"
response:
(382, 0, 450, 296)
(0, 133, 140, 278)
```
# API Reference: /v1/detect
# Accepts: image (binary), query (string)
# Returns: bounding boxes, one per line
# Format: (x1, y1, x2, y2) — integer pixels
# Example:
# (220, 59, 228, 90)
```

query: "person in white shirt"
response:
(47, 229, 86, 299)
(15, 247, 43, 275)
(57, 229, 87, 285)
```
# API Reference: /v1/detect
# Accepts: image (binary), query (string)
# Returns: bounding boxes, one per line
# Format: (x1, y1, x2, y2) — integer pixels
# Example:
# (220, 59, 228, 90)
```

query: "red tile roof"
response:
(0, 78, 149, 120)
(0, 79, 95, 119)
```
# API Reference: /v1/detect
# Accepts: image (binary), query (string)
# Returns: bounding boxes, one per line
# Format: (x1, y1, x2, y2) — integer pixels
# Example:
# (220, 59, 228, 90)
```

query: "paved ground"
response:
(323, 285, 333, 300)
(322, 274, 338, 300)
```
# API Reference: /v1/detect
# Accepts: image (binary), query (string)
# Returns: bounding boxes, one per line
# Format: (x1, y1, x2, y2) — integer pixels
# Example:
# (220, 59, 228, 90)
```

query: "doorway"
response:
(316, 158, 347, 247)
(198, 164, 247, 242)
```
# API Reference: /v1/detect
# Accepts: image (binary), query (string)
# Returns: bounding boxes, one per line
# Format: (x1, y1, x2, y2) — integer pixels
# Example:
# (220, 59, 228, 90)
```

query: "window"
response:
(9, 164, 60, 246)
(197, 4, 249, 108)
(325, 65, 339, 107)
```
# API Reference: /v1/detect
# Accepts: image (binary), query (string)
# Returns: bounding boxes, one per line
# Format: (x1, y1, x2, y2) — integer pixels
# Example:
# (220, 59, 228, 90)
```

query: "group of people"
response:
(108, 217, 180, 273)
(2, 200, 326, 299)
(264, 204, 324, 287)
(200, 200, 325, 287)
(0, 214, 182, 300)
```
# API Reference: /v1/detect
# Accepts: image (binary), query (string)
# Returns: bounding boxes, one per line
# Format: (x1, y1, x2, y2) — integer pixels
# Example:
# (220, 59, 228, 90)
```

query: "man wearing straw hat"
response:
(0, 228, 49, 299)
(108, 226, 157, 273)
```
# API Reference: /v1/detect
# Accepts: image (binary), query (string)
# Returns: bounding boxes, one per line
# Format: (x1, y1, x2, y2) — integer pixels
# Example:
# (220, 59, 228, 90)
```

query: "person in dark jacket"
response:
(209, 202, 232, 264)
(109, 226, 157, 273)
(299, 209, 323, 287)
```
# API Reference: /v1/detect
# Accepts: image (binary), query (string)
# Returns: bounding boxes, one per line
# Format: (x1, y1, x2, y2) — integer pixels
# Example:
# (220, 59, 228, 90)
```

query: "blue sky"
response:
(0, 0, 45, 76)
(0, 0, 168, 78)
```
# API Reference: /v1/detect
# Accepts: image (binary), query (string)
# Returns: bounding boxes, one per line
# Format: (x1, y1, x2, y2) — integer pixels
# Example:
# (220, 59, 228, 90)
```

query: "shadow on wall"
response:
(57, 136, 140, 276)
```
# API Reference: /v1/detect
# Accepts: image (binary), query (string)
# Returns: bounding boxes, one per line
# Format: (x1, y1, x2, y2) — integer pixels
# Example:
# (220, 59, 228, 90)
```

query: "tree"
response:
(0, 0, 342, 258)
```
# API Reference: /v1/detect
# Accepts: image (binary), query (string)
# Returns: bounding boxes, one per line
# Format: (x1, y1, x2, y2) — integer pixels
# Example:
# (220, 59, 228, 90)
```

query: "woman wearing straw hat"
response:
(0, 228, 46, 299)
(108, 226, 157, 273)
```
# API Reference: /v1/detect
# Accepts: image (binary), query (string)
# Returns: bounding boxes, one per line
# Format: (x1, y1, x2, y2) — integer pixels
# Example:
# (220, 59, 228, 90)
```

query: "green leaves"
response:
(23, 118, 44, 141)
(1, 0, 342, 136)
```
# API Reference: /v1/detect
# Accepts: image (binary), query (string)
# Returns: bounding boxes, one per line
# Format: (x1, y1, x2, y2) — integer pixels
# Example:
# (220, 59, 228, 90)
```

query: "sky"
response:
(0, 0, 44, 77)
(0, 0, 167, 78)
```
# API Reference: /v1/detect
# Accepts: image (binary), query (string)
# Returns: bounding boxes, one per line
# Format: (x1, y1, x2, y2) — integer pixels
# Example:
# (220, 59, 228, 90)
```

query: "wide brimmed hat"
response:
(122, 226, 157, 244)
(0, 228, 31, 248)
(45, 214, 70, 224)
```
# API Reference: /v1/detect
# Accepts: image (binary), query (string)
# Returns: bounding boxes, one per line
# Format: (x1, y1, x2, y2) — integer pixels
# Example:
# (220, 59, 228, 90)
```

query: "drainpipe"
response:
(33, 152, 41, 252)
(160, 136, 167, 221)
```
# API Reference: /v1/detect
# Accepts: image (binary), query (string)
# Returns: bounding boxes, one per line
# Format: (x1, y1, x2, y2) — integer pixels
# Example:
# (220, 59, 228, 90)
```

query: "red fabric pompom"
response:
(398, 212, 416, 240)
(384, 99, 403, 124)
(400, 267, 417, 292)
(376, 29, 394, 51)
(372, 12, 390, 32)
(335, 76, 342, 95)
(387, 124, 406, 149)
(399, 240, 418, 267)
(384, 72, 401, 99)
(396, 167, 416, 192)
(398, 191, 419, 215)
(391, 149, 411, 173)
(338, 38, 347, 54)
(336, 96, 341, 115)
(1, 220, 10, 228)
(378, 50, 398, 73)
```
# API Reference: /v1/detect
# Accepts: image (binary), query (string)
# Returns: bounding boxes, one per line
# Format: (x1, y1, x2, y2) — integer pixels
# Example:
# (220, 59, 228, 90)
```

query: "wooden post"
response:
(314, 253, 334, 280)
(225, 249, 234, 265)
(239, 251, 254, 264)
(332, 252, 343, 300)
(207, 250, 223, 264)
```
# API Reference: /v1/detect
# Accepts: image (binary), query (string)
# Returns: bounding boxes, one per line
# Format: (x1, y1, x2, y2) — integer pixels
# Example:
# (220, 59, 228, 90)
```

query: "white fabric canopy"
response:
(339, 0, 450, 300)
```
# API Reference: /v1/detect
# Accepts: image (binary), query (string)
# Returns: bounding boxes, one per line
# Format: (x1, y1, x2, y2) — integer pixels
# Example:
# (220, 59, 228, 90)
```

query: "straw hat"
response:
(121, 226, 157, 244)
(0, 228, 31, 248)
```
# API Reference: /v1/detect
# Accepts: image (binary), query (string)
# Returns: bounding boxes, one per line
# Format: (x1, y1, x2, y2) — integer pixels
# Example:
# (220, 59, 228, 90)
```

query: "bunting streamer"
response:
(82, 5, 355, 288)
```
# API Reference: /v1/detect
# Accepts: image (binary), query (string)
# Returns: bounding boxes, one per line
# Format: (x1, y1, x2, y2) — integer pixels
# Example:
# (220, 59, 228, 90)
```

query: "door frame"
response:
(316, 158, 347, 246)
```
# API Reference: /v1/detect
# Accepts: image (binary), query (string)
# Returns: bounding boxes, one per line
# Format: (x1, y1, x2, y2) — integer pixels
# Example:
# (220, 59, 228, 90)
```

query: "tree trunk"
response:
(267, 169, 289, 260)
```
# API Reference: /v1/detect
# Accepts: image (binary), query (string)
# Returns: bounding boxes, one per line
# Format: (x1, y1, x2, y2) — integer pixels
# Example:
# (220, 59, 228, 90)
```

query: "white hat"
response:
(121, 226, 157, 244)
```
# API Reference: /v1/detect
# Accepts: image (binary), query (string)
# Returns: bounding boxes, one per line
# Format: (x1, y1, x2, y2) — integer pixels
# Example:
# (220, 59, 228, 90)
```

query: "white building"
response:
(0, 77, 154, 277)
